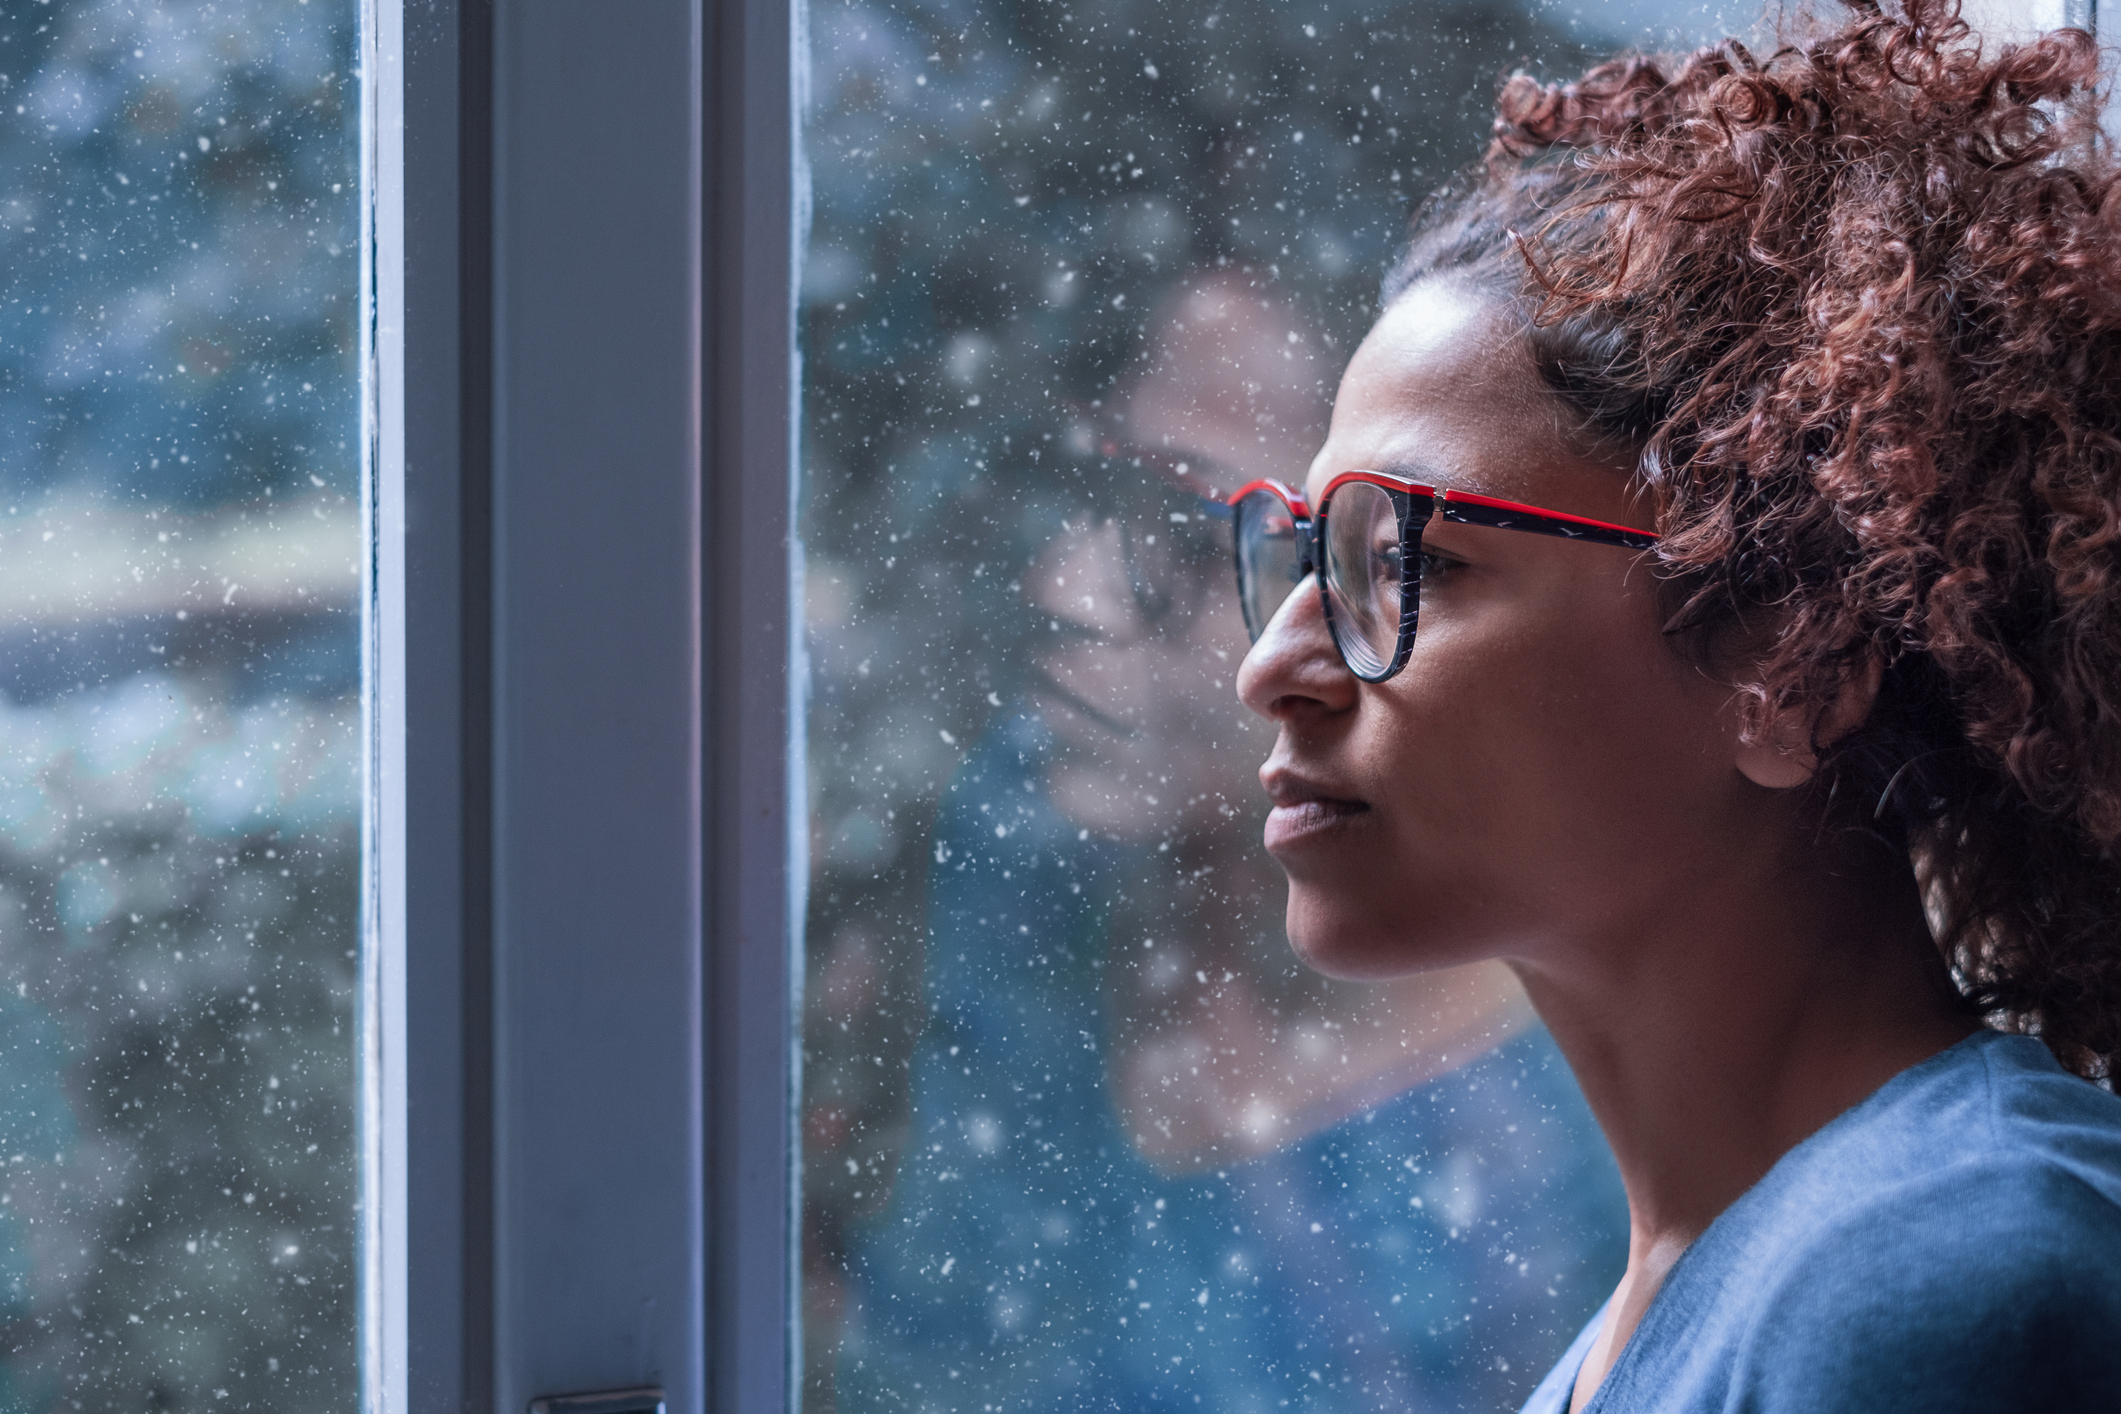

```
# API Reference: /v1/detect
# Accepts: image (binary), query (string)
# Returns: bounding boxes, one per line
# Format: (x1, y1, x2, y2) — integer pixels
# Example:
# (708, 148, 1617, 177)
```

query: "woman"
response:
(1228, 3, 2121, 1410)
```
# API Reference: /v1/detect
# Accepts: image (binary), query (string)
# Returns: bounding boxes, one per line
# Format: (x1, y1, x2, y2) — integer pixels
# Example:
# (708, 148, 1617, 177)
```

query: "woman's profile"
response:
(1229, 1, 2121, 1409)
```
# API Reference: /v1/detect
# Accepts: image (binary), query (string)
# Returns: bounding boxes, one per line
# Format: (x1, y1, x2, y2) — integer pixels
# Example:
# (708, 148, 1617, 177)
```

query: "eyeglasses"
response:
(1228, 472, 1658, 683)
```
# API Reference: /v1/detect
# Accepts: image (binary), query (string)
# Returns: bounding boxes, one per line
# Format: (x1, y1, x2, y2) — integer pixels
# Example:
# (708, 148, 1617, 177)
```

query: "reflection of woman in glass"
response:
(1045, 276, 1549, 1168)
(1230, 5, 2121, 1411)
(836, 275, 1628, 1412)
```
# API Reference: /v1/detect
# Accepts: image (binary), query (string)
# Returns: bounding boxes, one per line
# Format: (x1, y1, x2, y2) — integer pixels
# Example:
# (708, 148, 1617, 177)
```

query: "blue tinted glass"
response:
(800, 2, 1740, 1408)
(0, 2, 359, 1405)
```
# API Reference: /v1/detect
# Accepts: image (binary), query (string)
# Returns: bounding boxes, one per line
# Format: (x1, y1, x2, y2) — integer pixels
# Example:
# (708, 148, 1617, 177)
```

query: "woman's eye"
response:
(1417, 550, 1461, 581)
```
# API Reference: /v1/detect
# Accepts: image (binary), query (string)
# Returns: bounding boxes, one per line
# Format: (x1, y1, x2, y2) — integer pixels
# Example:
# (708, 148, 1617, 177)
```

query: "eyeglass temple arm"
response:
(1439, 488, 1658, 551)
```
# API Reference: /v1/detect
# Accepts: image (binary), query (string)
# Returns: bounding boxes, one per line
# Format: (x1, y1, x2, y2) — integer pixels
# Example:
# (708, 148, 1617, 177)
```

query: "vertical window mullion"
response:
(383, 1, 730, 1411)
(487, 2, 708, 1410)
(706, 0, 803, 1404)
(373, 0, 493, 1410)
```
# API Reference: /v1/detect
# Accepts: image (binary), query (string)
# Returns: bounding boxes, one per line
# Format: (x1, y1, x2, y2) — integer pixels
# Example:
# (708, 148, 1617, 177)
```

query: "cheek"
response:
(1286, 572, 1731, 970)
(1413, 608, 1726, 926)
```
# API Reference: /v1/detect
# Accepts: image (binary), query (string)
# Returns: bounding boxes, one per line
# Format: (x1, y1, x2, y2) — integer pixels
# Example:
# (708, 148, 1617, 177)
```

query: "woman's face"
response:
(1237, 280, 1758, 980)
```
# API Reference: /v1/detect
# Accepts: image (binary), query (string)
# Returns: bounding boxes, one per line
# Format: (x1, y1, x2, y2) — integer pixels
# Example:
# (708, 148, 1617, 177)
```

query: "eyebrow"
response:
(1373, 457, 1499, 499)
(1375, 458, 1448, 485)
(1309, 458, 1465, 505)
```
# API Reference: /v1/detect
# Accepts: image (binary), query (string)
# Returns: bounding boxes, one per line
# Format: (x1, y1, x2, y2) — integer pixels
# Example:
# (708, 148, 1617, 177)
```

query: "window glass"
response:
(0, 2, 360, 1407)
(800, 1, 1737, 1408)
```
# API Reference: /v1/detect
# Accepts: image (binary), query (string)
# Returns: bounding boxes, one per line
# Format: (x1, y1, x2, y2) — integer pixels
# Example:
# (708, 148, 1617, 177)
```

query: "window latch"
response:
(528, 1388, 666, 1414)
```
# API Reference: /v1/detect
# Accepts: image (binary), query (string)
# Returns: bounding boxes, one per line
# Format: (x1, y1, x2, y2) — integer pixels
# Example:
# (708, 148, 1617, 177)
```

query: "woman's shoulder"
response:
(1974, 1030, 2121, 1199)
(1589, 1034, 2121, 1413)
(1827, 1029, 2121, 1214)
(1723, 1033, 2121, 1410)
(1762, 1030, 2121, 1273)
(1729, 1157, 2121, 1411)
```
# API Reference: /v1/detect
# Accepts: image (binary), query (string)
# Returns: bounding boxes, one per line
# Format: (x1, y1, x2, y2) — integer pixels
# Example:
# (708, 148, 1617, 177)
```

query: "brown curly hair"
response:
(1385, 0, 2121, 1082)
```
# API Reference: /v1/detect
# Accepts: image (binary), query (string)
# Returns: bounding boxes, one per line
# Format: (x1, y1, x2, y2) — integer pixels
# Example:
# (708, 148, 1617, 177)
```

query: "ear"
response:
(1734, 655, 1884, 791)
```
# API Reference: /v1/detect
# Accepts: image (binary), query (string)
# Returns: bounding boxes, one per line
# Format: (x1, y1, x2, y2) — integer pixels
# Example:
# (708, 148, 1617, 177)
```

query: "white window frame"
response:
(367, 0, 801, 1410)
(352, 0, 2104, 1411)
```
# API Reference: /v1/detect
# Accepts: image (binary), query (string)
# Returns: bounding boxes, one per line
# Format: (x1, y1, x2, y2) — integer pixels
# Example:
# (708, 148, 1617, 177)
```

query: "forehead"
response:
(1304, 279, 1623, 515)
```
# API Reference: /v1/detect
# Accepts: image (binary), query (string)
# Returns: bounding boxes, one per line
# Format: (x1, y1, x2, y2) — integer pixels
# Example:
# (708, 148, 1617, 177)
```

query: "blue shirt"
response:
(1521, 1030, 2121, 1414)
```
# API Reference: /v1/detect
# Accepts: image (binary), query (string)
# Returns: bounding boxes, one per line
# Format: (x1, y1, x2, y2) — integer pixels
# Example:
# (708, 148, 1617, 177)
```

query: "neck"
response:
(1515, 826, 1976, 1296)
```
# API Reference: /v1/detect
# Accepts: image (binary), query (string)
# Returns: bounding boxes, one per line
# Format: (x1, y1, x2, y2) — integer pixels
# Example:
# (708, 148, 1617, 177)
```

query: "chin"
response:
(1283, 884, 1463, 981)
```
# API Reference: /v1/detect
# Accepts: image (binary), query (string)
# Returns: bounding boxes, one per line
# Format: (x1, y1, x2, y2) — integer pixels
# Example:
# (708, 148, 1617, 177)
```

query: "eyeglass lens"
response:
(1321, 481, 1405, 680)
(1234, 488, 1306, 641)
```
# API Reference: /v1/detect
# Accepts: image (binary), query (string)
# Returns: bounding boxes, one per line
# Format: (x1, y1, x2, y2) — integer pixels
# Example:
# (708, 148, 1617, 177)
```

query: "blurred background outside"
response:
(0, 1, 360, 1409)
(800, 0, 1745, 1409)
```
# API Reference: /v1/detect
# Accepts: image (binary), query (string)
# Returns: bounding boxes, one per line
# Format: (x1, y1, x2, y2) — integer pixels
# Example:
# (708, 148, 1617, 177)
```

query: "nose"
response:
(1236, 573, 1359, 722)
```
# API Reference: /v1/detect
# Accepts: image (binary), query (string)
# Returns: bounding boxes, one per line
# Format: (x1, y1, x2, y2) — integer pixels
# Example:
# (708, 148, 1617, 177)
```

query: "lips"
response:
(1260, 769, 1371, 852)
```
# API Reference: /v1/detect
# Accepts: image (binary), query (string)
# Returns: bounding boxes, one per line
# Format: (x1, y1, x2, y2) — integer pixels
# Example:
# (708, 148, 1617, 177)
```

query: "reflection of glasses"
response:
(1117, 495, 1231, 624)
(1228, 473, 1659, 683)
(1078, 443, 1236, 626)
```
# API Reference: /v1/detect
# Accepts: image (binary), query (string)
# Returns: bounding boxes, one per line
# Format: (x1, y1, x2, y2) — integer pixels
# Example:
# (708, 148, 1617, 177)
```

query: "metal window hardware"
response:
(528, 1389, 666, 1414)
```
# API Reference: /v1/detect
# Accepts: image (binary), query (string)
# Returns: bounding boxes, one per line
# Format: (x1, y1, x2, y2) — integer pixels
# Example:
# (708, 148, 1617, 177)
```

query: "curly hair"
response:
(1385, 0, 2121, 1082)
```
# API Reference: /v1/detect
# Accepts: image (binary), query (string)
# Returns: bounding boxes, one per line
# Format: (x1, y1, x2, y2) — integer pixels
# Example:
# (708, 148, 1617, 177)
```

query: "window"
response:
(11, 0, 2083, 1410)
(0, 1, 361, 1406)
(371, 3, 787, 1409)
(796, 1, 2094, 1402)
(798, 0, 1762, 1409)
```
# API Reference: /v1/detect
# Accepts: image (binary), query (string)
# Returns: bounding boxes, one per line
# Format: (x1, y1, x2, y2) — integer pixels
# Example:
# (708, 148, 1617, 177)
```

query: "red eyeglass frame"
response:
(1226, 471, 1659, 682)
